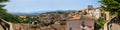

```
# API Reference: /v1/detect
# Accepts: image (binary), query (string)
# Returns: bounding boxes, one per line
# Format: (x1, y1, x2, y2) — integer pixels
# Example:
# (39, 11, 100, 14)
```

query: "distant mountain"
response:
(32, 10, 75, 14)
(10, 10, 75, 15)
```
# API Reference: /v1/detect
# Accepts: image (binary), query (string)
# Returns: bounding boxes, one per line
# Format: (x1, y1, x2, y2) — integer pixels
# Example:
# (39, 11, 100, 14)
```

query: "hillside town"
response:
(0, 0, 120, 30)
(0, 5, 120, 30)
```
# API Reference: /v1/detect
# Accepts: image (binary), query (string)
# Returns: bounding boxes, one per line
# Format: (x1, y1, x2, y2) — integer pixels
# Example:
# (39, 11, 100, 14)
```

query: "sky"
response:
(5, 0, 100, 13)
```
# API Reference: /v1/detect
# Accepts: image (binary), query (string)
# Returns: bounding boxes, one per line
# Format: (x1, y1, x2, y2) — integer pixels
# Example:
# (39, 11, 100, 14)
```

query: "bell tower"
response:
(88, 5, 93, 10)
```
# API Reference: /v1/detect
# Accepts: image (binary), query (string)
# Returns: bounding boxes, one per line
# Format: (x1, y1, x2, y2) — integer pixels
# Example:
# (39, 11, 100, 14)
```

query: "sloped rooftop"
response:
(69, 15, 96, 20)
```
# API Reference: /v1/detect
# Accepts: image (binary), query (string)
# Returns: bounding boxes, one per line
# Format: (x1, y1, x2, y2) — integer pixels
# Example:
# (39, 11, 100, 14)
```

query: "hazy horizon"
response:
(5, 0, 100, 13)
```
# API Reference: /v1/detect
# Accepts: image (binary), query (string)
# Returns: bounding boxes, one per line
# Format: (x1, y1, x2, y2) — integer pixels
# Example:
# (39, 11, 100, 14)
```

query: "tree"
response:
(0, 0, 8, 15)
(100, 0, 120, 16)
(0, 0, 9, 3)
(0, 0, 9, 19)
(1, 14, 22, 23)
(0, 0, 23, 23)
(0, 0, 9, 15)
(97, 18, 106, 29)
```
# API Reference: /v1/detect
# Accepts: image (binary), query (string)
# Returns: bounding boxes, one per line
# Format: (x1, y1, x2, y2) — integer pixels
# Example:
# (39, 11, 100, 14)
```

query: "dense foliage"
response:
(97, 18, 106, 28)
(1, 14, 22, 23)
(0, 0, 9, 3)
(0, 0, 23, 23)
(100, 0, 120, 16)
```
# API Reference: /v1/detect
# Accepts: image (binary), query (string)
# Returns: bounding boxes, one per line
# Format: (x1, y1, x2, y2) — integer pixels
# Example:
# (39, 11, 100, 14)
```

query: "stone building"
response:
(19, 15, 26, 20)
(66, 15, 95, 30)
(82, 5, 102, 19)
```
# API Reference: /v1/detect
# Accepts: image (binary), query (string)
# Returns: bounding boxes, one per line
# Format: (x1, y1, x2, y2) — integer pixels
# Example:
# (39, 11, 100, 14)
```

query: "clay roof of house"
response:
(80, 15, 96, 20)
(69, 16, 81, 20)
(66, 18, 95, 30)
(69, 15, 96, 20)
